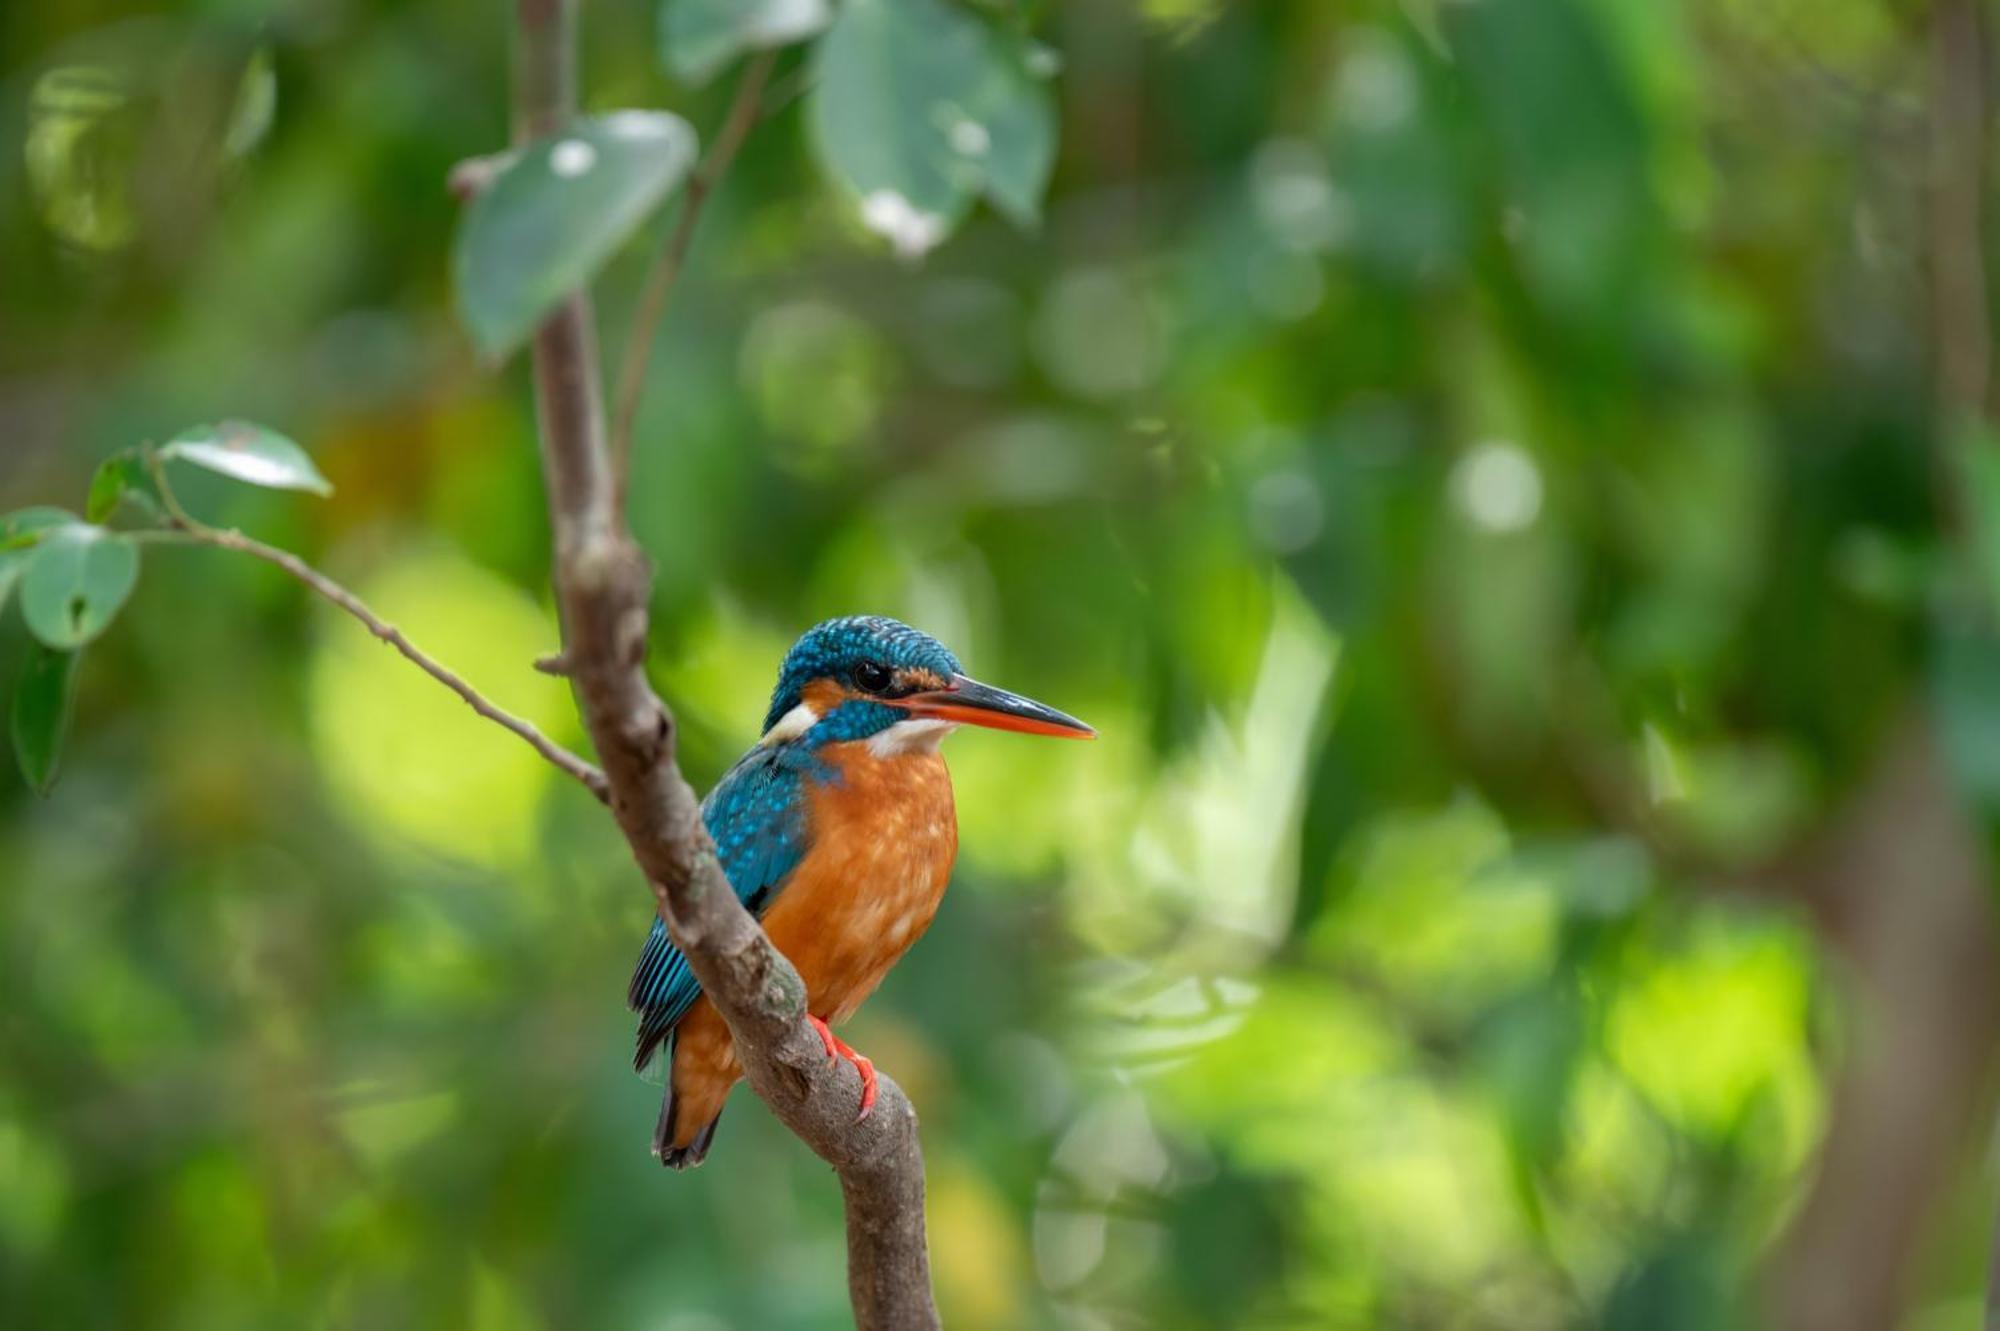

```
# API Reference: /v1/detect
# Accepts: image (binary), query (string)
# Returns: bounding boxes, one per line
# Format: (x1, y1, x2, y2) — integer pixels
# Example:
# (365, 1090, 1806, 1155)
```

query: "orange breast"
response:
(757, 741, 959, 1022)
(663, 741, 959, 1149)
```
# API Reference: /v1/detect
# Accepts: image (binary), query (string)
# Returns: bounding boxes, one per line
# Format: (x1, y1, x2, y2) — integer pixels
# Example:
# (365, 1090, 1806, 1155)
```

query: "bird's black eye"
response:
(853, 660, 893, 693)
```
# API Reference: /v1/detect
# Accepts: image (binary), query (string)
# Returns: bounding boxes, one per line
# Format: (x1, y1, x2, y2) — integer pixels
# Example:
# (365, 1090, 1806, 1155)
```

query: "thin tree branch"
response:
(509, 3, 940, 1326)
(608, 49, 777, 507)
(143, 449, 610, 805)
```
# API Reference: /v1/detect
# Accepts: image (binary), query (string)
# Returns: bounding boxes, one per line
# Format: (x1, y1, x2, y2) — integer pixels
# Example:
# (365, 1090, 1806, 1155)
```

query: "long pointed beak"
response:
(895, 673, 1095, 739)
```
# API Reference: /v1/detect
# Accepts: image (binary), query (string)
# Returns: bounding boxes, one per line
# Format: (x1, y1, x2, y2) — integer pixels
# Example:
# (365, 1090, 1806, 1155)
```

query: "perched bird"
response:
(629, 615, 1093, 1167)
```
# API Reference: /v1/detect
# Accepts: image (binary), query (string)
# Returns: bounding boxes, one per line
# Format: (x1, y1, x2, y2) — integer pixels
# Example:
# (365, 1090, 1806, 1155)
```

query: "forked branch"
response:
(143, 450, 610, 803)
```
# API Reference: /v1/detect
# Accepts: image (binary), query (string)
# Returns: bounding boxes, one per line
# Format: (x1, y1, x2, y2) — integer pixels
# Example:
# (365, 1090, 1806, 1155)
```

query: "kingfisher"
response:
(628, 615, 1093, 1167)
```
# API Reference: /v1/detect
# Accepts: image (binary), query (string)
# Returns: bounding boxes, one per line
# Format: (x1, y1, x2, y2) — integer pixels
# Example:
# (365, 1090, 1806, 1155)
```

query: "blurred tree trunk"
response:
(1771, 4, 2000, 1327)
(1771, 716, 1997, 1331)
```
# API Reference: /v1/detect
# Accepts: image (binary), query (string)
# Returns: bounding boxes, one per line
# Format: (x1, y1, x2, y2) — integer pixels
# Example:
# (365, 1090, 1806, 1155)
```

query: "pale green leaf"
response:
(810, 0, 1057, 254)
(453, 113, 699, 359)
(662, 0, 832, 84)
(19, 525, 139, 649)
(161, 421, 331, 495)
(0, 508, 79, 614)
(973, 46, 1057, 228)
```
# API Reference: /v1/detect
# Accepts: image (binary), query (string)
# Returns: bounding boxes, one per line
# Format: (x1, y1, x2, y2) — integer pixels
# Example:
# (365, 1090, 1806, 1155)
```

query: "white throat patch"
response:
(760, 701, 820, 745)
(867, 717, 958, 756)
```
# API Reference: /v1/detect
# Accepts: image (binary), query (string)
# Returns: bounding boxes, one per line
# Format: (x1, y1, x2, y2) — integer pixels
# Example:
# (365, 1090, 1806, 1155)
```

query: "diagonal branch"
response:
(510, 3, 939, 1327)
(608, 49, 778, 507)
(143, 450, 610, 804)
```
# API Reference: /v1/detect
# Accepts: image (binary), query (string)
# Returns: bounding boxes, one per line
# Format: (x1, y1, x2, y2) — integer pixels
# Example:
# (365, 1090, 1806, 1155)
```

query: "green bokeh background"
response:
(3, 1, 1997, 1328)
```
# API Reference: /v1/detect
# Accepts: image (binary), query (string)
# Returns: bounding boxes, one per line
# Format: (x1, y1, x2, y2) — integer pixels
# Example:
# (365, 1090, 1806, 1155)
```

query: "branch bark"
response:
(510, 3, 939, 1326)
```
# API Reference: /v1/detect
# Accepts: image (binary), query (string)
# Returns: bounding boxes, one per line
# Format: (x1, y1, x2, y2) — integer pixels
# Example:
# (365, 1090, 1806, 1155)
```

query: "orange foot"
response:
(806, 1015, 879, 1122)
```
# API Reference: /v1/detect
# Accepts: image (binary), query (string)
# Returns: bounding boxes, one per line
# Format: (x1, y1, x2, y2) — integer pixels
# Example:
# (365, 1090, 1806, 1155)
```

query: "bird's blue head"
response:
(760, 615, 1093, 749)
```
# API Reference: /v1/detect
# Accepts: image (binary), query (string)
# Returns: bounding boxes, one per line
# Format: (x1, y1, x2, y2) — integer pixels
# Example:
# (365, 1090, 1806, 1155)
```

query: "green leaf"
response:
(453, 113, 699, 359)
(0, 507, 77, 545)
(810, 0, 1056, 255)
(662, 0, 832, 84)
(0, 505, 78, 551)
(86, 451, 162, 522)
(160, 421, 332, 495)
(12, 643, 78, 796)
(223, 46, 277, 160)
(19, 525, 139, 649)
(0, 508, 78, 612)
(974, 48, 1058, 229)
(1933, 615, 2000, 813)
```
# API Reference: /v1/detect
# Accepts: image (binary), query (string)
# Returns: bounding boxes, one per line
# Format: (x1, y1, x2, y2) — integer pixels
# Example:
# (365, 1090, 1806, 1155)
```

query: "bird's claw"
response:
(807, 1014, 840, 1064)
(848, 1051, 878, 1122)
(806, 1015, 878, 1122)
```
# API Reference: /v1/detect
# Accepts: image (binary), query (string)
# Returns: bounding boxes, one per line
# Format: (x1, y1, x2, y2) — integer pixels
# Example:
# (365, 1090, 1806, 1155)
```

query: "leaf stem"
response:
(608, 50, 778, 509)
(123, 529, 206, 546)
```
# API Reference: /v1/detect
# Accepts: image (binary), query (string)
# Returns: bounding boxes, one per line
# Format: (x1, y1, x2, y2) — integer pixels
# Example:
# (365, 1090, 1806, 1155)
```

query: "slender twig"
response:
(511, 3, 939, 1325)
(608, 50, 777, 507)
(142, 449, 611, 805)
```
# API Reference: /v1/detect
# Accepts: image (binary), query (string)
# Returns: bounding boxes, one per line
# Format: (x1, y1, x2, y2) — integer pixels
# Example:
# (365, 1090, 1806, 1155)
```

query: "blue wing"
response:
(627, 743, 814, 1072)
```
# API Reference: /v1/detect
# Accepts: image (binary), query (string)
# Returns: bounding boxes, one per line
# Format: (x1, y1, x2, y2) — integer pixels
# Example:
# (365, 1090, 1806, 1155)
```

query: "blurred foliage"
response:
(0, 0, 1995, 1328)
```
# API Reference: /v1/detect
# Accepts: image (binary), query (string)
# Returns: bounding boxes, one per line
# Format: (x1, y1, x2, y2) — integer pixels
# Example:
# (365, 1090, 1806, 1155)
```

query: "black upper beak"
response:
(894, 673, 1095, 739)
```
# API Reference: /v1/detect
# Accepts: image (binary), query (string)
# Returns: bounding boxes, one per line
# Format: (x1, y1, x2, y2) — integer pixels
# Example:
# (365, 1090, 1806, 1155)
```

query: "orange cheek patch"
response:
(801, 678, 857, 714)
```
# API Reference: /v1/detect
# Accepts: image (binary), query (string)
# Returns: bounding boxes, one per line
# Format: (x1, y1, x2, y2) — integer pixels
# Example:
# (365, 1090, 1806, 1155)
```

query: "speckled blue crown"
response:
(762, 616, 962, 734)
